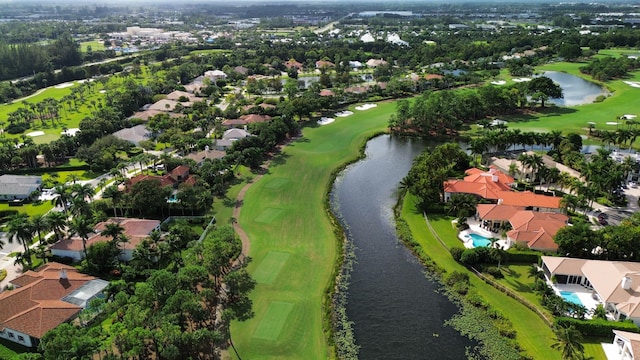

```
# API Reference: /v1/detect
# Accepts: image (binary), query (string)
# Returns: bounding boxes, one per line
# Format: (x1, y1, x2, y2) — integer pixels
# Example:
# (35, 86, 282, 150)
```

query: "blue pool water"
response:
(469, 233, 492, 248)
(560, 291, 584, 306)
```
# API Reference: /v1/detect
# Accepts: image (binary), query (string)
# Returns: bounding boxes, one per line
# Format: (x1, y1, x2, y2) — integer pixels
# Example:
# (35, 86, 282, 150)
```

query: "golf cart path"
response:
(232, 139, 292, 259)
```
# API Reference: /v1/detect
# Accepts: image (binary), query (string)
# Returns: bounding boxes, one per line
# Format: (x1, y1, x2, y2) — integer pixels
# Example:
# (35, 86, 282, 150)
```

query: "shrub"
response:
(505, 251, 539, 264)
(594, 95, 606, 103)
(443, 271, 470, 286)
(485, 266, 503, 279)
(0, 269, 6, 282)
(555, 317, 640, 337)
(450, 247, 464, 262)
(460, 249, 480, 265)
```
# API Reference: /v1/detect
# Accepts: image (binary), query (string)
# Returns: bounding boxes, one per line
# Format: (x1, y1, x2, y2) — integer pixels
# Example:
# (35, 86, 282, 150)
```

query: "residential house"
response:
(319, 89, 335, 97)
(148, 99, 183, 112)
(240, 114, 271, 124)
(215, 128, 251, 151)
(0, 263, 108, 348)
(112, 125, 151, 146)
(233, 66, 249, 75)
(166, 90, 201, 103)
(315, 60, 335, 69)
(0, 175, 42, 201)
(542, 256, 640, 325)
(366, 58, 388, 67)
(444, 167, 562, 212)
(185, 147, 226, 166)
(222, 119, 249, 128)
(477, 204, 568, 251)
(129, 109, 183, 122)
(284, 59, 303, 71)
(605, 330, 640, 360)
(50, 218, 161, 261)
(204, 70, 227, 81)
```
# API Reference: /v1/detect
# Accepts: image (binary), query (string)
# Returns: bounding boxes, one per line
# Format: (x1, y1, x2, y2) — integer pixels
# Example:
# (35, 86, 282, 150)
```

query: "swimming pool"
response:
(468, 233, 492, 248)
(560, 291, 584, 306)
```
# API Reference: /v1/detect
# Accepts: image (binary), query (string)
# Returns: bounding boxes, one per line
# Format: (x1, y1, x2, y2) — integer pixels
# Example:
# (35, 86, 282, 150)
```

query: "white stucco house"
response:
(0, 175, 42, 201)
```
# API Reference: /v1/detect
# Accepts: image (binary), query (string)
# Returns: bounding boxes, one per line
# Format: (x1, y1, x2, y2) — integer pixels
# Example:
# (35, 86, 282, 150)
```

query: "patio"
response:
(548, 282, 604, 319)
(457, 218, 511, 250)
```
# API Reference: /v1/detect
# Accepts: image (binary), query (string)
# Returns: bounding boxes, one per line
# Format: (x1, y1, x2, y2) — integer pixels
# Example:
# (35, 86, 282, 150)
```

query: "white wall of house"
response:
(612, 334, 635, 360)
(51, 249, 83, 261)
(0, 328, 34, 348)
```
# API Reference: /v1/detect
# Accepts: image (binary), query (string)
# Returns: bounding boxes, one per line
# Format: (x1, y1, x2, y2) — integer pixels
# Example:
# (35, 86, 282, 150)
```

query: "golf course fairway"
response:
(230, 102, 393, 359)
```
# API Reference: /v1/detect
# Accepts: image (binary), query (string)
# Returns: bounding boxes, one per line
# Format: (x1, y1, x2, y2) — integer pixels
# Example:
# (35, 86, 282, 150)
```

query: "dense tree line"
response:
(0, 34, 82, 82)
(580, 56, 640, 81)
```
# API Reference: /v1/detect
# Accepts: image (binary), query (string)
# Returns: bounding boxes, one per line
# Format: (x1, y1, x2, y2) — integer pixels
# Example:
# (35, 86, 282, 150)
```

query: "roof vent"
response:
(59, 269, 68, 280)
(622, 276, 632, 290)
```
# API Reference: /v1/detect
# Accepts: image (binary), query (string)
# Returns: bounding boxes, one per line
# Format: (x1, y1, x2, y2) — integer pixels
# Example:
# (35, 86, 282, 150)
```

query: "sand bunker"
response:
(61, 128, 80, 136)
(317, 117, 335, 125)
(621, 114, 637, 120)
(26, 131, 45, 137)
(490, 80, 506, 85)
(513, 77, 532, 82)
(54, 83, 74, 89)
(606, 122, 619, 126)
(99, 90, 106, 94)
(355, 103, 377, 111)
(624, 81, 640, 88)
(335, 111, 354, 117)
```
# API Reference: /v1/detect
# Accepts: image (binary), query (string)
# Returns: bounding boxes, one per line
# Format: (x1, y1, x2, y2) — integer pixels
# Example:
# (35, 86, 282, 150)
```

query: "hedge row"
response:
(2, 164, 90, 175)
(506, 251, 540, 264)
(555, 317, 640, 337)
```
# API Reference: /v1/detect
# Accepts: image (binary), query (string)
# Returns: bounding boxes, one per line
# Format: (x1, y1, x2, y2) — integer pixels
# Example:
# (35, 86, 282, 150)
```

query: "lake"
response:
(542, 71, 605, 106)
(331, 135, 476, 359)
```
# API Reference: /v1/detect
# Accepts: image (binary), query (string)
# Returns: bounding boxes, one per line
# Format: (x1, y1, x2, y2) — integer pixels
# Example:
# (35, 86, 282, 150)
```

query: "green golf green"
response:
(254, 208, 284, 224)
(253, 251, 291, 284)
(252, 301, 295, 341)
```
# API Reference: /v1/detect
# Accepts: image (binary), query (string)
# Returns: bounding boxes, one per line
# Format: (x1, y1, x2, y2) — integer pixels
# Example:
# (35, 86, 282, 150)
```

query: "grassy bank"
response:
(230, 102, 394, 359)
(401, 193, 608, 359)
(400, 193, 564, 360)
(504, 63, 640, 136)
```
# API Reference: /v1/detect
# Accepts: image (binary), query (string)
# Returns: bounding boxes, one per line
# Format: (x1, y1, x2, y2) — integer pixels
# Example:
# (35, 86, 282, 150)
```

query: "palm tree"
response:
(6, 213, 34, 267)
(52, 184, 72, 213)
(68, 215, 94, 259)
(102, 185, 123, 217)
(31, 214, 48, 246)
(100, 222, 125, 244)
(551, 324, 585, 360)
(45, 211, 67, 242)
(73, 183, 95, 202)
(445, 193, 479, 218)
(69, 197, 91, 217)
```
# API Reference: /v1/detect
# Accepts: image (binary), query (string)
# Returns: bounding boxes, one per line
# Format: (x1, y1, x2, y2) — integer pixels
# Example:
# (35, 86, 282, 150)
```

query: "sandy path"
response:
(231, 140, 291, 259)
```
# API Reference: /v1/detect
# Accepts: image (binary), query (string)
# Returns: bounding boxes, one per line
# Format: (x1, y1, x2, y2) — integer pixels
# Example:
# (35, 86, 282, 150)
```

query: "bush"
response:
(594, 95, 606, 103)
(485, 266, 503, 279)
(5, 122, 29, 134)
(50, 255, 75, 265)
(555, 317, 640, 337)
(506, 251, 540, 264)
(0, 269, 6, 281)
(450, 247, 465, 262)
(460, 249, 480, 265)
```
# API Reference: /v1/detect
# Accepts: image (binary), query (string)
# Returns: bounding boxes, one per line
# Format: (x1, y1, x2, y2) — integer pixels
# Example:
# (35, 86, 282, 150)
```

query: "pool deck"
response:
(458, 220, 511, 250)
(549, 283, 602, 317)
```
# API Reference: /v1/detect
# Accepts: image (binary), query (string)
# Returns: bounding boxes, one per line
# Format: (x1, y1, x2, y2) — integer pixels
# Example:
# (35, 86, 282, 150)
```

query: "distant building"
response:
(366, 58, 387, 67)
(0, 175, 42, 201)
(0, 263, 108, 348)
(112, 125, 151, 146)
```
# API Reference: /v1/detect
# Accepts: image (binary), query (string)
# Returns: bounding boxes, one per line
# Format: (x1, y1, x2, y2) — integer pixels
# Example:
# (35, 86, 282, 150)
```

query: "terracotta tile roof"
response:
(284, 59, 303, 69)
(425, 74, 444, 80)
(498, 191, 562, 209)
(464, 167, 514, 190)
(165, 90, 200, 103)
(222, 119, 247, 127)
(443, 180, 503, 199)
(127, 174, 176, 188)
(239, 114, 271, 123)
(477, 204, 524, 220)
(316, 60, 335, 68)
(0, 263, 96, 339)
(507, 210, 568, 251)
(319, 89, 334, 96)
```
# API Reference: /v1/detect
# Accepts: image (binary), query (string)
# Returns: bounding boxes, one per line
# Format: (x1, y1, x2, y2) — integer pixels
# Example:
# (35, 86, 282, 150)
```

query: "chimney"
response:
(622, 276, 632, 290)
(59, 269, 67, 280)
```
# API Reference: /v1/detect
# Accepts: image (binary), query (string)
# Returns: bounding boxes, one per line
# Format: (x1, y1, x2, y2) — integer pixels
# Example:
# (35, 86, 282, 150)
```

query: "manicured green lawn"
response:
(402, 194, 563, 360)
(1, 81, 107, 144)
(0, 338, 26, 359)
(79, 40, 106, 53)
(231, 102, 394, 359)
(503, 63, 640, 138)
(402, 193, 606, 360)
(0, 201, 54, 217)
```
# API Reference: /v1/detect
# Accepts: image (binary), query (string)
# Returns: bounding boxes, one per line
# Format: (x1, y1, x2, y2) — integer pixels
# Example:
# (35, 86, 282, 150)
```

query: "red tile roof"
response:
(498, 191, 562, 209)
(284, 59, 303, 70)
(0, 263, 95, 339)
(319, 89, 335, 96)
(507, 211, 569, 251)
(239, 114, 271, 123)
(222, 119, 247, 127)
(476, 204, 524, 220)
(425, 74, 444, 80)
